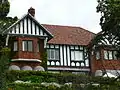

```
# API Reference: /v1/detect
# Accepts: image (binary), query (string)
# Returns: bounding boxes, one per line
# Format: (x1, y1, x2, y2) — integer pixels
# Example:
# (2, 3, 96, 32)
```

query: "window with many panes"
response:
(71, 50, 83, 61)
(47, 49, 59, 60)
(104, 50, 117, 60)
(22, 40, 33, 51)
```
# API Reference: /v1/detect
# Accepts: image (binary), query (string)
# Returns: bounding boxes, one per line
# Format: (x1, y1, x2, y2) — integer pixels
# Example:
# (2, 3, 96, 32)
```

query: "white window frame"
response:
(104, 50, 117, 60)
(71, 50, 83, 61)
(22, 40, 33, 51)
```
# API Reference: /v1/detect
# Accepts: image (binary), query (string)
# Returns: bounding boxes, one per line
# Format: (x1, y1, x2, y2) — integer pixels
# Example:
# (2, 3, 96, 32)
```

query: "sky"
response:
(8, 0, 101, 33)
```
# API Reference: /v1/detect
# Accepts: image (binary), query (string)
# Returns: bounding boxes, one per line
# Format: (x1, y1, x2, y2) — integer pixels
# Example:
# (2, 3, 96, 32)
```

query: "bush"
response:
(6, 70, 120, 90)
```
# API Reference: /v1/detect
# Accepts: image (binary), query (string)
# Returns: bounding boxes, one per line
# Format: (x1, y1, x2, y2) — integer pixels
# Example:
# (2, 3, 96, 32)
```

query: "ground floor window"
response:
(71, 50, 83, 61)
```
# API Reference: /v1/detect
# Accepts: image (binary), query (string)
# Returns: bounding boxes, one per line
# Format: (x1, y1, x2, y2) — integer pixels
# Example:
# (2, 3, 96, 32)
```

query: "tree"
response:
(96, 0, 120, 46)
(94, 0, 120, 80)
(0, 0, 17, 89)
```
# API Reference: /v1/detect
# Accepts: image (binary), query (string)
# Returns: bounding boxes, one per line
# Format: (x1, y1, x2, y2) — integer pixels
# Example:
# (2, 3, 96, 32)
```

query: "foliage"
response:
(5, 70, 120, 90)
(0, 0, 10, 17)
(41, 51, 47, 71)
(96, 0, 120, 46)
(0, 48, 10, 90)
(0, 1, 18, 89)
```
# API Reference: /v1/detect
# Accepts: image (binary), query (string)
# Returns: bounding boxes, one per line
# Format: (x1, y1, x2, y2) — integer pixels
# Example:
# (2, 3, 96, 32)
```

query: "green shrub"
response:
(6, 70, 120, 90)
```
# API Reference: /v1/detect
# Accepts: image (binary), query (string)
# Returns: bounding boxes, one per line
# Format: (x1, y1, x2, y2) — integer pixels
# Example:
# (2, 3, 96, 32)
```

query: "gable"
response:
(2, 14, 53, 40)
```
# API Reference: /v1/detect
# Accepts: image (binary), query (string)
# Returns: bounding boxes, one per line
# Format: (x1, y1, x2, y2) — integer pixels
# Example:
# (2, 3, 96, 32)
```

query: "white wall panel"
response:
(32, 21, 35, 35)
(60, 46, 63, 66)
(63, 45, 67, 66)
(20, 21, 23, 34)
(28, 18, 31, 34)
(67, 46, 70, 66)
(24, 19, 27, 34)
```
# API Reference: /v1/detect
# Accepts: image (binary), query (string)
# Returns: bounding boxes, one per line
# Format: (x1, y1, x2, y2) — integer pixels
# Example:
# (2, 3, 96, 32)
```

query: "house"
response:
(1, 7, 120, 76)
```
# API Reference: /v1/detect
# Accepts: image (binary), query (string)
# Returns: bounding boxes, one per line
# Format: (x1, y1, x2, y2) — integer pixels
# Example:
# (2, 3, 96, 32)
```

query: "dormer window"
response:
(22, 40, 33, 51)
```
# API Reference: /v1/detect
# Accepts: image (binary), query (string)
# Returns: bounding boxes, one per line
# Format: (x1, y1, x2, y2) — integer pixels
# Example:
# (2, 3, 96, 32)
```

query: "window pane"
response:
(22, 41, 27, 51)
(75, 51, 83, 61)
(79, 51, 83, 60)
(104, 50, 108, 59)
(55, 50, 59, 60)
(71, 51, 75, 60)
(28, 41, 33, 51)
(37, 42, 40, 52)
(13, 41, 18, 51)
(96, 51, 100, 60)
(75, 51, 80, 60)
(50, 49, 55, 59)
(47, 50, 50, 59)
(113, 51, 117, 59)
(108, 51, 113, 59)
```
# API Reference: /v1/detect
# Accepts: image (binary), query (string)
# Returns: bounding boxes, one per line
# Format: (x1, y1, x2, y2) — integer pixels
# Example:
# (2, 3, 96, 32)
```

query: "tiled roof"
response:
(42, 24, 95, 46)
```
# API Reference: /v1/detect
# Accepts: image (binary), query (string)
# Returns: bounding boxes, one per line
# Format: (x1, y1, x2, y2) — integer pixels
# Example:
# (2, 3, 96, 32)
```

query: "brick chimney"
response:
(28, 7, 35, 17)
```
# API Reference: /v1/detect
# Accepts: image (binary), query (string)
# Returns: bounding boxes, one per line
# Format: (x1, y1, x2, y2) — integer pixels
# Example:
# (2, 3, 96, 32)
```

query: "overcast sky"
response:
(8, 0, 101, 33)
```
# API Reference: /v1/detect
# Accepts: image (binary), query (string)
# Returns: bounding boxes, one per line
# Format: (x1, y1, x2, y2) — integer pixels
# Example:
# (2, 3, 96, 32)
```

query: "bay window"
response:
(22, 40, 33, 51)
(13, 41, 18, 51)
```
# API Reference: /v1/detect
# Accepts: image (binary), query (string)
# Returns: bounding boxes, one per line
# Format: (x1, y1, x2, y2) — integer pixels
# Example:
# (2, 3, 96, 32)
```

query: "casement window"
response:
(104, 50, 117, 60)
(22, 40, 33, 51)
(71, 50, 83, 61)
(47, 49, 59, 60)
(13, 41, 18, 51)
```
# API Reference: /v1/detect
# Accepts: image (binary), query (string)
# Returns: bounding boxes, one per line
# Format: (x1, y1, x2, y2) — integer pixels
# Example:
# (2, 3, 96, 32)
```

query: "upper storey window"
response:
(22, 40, 33, 51)
(13, 41, 18, 51)
(104, 50, 117, 60)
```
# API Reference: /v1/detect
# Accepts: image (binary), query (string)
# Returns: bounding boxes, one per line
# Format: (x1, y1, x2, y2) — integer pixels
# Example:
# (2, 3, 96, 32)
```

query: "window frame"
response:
(13, 41, 18, 51)
(47, 49, 60, 60)
(104, 50, 118, 60)
(22, 40, 33, 52)
(70, 50, 84, 61)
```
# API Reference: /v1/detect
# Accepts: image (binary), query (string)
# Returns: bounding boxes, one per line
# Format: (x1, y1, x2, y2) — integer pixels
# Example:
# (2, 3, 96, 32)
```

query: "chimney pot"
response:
(28, 7, 35, 17)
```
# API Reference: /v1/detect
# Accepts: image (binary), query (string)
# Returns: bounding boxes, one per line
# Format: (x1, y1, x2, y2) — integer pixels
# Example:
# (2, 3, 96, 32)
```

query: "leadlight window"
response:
(13, 41, 18, 51)
(71, 50, 83, 61)
(104, 50, 117, 60)
(47, 49, 59, 60)
(22, 40, 33, 51)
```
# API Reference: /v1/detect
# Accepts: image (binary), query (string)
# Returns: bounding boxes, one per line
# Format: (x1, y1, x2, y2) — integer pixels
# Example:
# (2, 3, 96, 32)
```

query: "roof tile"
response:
(42, 24, 95, 45)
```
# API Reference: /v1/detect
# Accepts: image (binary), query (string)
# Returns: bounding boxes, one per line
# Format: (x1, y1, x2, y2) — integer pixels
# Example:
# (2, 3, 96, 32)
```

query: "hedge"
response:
(6, 70, 120, 90)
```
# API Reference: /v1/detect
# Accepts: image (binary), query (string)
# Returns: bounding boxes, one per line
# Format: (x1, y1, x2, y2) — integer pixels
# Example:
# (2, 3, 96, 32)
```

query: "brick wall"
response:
(9, 36, 45, 68)
(90, 47, 120, 74)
